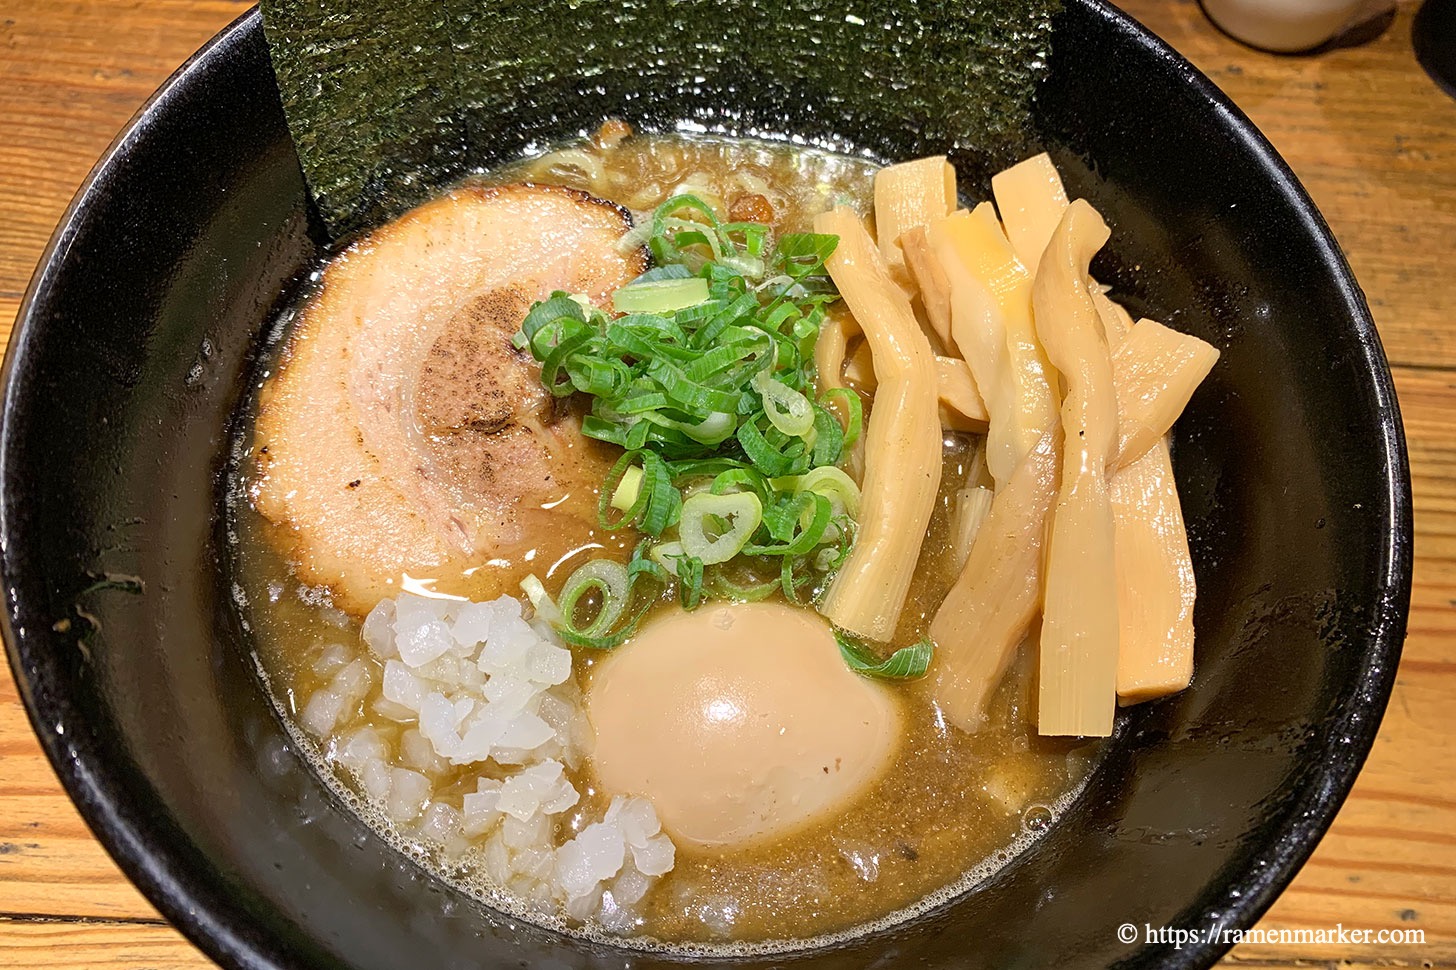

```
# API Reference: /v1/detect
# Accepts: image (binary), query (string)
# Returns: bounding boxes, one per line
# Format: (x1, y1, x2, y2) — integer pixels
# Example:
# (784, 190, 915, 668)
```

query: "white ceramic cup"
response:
(1201, 0, 1392, 52)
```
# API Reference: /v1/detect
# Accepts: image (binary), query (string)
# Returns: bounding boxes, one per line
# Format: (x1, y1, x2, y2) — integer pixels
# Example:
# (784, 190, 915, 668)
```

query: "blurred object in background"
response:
(1200, 0, 1396, 51)
(1415, 0, 1456, 96)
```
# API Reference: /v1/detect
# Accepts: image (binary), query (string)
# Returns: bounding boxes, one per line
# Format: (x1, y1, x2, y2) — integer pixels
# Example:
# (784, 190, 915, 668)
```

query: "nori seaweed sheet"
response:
(261, 0, 467, 233)
(262, 0, 1059, 238)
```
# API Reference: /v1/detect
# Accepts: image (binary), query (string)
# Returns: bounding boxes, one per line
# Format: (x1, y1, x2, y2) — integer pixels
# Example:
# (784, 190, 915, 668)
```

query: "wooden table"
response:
(1, 1, 1452, 967)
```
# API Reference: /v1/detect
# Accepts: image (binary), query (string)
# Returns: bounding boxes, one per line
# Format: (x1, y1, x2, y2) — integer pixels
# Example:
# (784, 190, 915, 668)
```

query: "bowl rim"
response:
(0, 10, 294, 969)
(0, 3, 1413, 969)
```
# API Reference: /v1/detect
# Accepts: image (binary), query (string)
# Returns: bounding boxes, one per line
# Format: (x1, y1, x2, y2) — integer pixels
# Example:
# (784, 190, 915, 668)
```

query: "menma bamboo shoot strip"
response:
(814, 206, 943, 642)
(1094, 291, 1215, 704)
(927, 430, 1061, 731)
(936, 356, 989, 431)
(929, 207, 1057, 488)
(900, 226, 955, 352)
(874, 156, 957, 293)
(1109, 319, 1221, 468)
(929, 213, 1014, 489)
(991, 152, 1071, 274)
(994, 156, 1216, 713)
(1034, 200, 1120, 738)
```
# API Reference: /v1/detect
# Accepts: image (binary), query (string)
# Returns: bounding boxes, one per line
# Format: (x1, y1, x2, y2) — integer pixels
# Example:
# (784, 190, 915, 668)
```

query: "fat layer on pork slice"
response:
(252, 183, 646, 614)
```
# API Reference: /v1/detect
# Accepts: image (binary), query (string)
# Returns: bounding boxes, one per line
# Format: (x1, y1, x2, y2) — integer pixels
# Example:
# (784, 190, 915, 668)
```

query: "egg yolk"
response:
(586, 601, 902, 849)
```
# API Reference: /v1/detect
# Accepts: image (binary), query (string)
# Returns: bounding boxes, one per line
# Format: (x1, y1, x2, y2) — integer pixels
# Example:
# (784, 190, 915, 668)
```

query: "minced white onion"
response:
(298, 592, 675, 929)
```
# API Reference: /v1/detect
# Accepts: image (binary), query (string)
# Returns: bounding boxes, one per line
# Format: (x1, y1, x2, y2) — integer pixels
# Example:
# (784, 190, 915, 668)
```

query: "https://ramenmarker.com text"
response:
(1118, 923, 1426, 948)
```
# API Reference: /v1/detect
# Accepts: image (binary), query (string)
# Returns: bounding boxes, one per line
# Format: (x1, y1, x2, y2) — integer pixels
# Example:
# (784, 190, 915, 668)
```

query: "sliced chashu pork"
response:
(252, 183, 646, 614)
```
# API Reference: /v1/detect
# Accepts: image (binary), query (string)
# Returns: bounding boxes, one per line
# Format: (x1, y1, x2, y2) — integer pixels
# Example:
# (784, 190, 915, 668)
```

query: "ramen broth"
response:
(231, 133, 1103, 948)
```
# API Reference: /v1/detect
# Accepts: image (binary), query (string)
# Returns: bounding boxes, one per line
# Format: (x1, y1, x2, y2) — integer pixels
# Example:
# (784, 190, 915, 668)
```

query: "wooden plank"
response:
(1118, 0, 1456, 372)
(1228, 953, 1450, 969)
(0, 919, 206, 970)
(0, 0, 1453, 967)
(0, 1, 249, 317)
(0, 673, 162, 921)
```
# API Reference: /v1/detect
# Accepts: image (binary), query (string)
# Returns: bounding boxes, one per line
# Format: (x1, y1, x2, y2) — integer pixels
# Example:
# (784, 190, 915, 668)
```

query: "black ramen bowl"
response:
(1, 2, 1411, 968)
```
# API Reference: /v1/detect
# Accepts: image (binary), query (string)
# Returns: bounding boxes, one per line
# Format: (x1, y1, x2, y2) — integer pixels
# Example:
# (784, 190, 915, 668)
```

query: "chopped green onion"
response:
(515, 195, 861, 640)
(781, 552, 815, 604)
(519, 574, 562, 627)
(703, 567, 780, 602)
(807, 405, 843, 466)
(615, 221, 653, 255)
(792, 465, 861, 518)
(776, 233, 841, 279)
(558, 560, 631, 640)
(719, 220, 770, 258)
(821, 386, 864, 450)
(679, 491, 763, 566)
(641, 409, 736, 446)
(566, 293, 598, 314)
(753, 370, 815, 437)
(599, 451, 649, 530)
(612, 277, 711, 314)
(610, 465, 644, 512)
(735, 415, 809, 478)
(744, 492, 831, 556)
(627, 539, 671, 586)
(630, 264, 696, 284)
(519, 293, 587, 345)
(598, 450, 679, 535)
(649, 540, 686, 571)
(674, 554, 705, 609)
(718, 254, 766, 278)
(709, 466, 772, 502)
(836, 631, 934, 680)
(541, 543, 672, 650)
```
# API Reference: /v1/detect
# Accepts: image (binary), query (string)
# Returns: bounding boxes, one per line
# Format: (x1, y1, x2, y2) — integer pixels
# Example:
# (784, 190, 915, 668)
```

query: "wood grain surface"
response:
(1, 1, 1453, 967)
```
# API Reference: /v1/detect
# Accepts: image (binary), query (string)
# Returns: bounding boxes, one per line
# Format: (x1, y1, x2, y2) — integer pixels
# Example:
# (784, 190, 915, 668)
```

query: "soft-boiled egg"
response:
(586, 601, 902, 850)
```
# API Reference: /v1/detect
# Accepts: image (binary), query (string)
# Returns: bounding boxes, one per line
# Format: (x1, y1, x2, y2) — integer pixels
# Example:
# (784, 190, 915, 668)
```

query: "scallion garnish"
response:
(612, 277, 711, 314)
(525, 542, 669, 650)
(678, 490, 764, 565)
(516, 192, 870, 654)
(836, 631, 935, 680)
